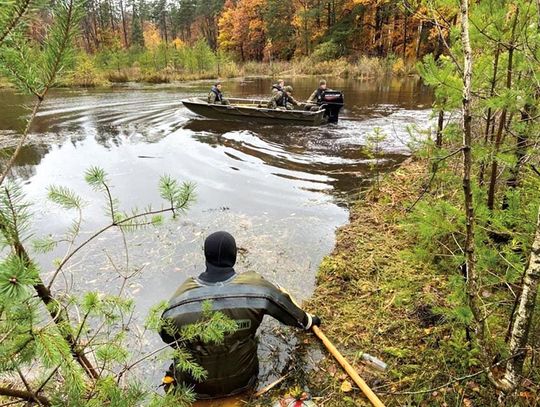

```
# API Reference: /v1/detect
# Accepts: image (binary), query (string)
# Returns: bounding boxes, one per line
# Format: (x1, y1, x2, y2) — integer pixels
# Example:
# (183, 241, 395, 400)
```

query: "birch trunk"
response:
(460, 0, 485, 344)
(501, 209, 540, 389)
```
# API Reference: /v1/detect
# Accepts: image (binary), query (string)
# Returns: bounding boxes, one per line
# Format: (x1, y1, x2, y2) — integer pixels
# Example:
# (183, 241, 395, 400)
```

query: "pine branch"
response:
(16, 368, 44, 406)
(47, 177, 195, 289)
(0, 387, 50, 406)
(0, 185, 99, 379)
(0, 0, 33, 46)
(0, 99, 41, 185)
(39, 0, 77, 94)
(0, 53, 41, 97)
(0, 0, 82, 184)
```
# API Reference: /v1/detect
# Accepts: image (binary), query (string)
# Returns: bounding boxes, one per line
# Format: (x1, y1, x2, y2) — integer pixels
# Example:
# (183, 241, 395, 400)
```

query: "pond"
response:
(0, 76, 433, 386)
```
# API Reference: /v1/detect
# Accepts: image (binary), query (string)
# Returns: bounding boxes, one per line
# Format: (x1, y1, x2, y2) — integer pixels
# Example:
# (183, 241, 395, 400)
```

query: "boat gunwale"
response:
(182, 97, 325, 117)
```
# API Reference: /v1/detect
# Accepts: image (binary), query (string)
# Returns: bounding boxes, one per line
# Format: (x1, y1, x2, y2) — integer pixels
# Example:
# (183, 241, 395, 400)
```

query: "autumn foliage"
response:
(78, 0, 440, 64)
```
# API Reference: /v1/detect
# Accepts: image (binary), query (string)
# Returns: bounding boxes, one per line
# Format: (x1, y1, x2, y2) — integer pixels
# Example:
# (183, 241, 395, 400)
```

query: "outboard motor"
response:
(319, 90, 344, 123)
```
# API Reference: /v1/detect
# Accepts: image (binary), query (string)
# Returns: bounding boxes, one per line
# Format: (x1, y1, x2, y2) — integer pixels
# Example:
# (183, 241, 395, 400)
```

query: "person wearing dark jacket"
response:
(307, 79, 328, 103)
(271, 79, 285, 94)
(160, 231, 320, 399)
(207, 82, 230, 105)
(306, 79, 328, 111)
(268, 85, 300, 110)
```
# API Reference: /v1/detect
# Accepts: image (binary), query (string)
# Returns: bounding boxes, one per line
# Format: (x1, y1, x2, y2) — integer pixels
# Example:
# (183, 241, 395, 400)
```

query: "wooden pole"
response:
(312, 326, 385, 407)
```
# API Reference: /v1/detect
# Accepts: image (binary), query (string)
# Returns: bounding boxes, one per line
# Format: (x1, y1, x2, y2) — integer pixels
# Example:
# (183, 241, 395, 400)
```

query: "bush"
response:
(354, 56, 387, 79)
(311, 40, 343, 62)
(68, 53, 106, 87)
(141, 70, 171, 83)
(107, 70, 130, 83)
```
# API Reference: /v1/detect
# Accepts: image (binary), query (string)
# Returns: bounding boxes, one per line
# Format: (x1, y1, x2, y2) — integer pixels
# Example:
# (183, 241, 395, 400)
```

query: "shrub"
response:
(69, 53, 106, 87)
(311, 40, 343, 62)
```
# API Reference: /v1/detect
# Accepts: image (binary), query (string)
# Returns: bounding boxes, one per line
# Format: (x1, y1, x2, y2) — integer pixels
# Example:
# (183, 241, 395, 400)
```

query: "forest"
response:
(3, 0, 443, 84)
(78, 0, 437, 58)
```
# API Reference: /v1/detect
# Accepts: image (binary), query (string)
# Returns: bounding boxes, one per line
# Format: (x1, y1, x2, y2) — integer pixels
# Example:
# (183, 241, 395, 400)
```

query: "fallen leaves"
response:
(340, 380, 353, 393)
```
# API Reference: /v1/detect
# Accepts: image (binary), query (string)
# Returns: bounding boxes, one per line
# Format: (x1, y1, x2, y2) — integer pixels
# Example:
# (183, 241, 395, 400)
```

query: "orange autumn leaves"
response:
(216, 0, 435, 62)
(218, 0, 267, 61)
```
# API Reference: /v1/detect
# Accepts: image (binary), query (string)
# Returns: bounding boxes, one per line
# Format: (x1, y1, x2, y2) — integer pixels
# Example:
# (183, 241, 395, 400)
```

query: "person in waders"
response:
(160, 231, 321, 400)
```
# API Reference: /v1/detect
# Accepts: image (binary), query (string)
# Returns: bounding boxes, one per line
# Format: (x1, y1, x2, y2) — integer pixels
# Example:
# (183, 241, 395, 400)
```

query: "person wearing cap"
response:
(207, 82, 230, 105)
(267, 85, 300, 110)
(160, 231, 321, 399)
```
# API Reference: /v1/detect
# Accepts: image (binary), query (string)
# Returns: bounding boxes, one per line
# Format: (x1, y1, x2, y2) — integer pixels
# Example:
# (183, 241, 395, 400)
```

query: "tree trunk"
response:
(119, 0, 128, 48)
(478, 45, 501, 186)
(501, 207, 540, 389)
(108, 0, 116, 32)
(486, 10, 519, 209)
(327, 1, 331, 29)
(436, 109, 444, 148)
(504, 104, 532, 194)
(375, 6, 383, 56)
(415, 21, 424, 58)
(434, 25, 444, 60)
(403, 11, 408, 58)
(387, 11, 394, 53)
(460, 0, 485, 348)
(91, 0, 100, 48)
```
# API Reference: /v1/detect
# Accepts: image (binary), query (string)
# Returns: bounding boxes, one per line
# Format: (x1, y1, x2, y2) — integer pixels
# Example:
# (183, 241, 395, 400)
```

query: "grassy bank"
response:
(305, 159, 500, 406)
(61, 54, 415, 87)
(2, 54, 415, 88)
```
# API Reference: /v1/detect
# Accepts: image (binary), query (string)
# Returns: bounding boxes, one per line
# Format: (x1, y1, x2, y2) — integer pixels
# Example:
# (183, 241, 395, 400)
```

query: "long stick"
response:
(312, 326, 385, 407)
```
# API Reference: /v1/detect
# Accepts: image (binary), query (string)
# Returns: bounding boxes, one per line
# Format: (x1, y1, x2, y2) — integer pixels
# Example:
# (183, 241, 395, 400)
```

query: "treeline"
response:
(76, 0, 439, 64)
(7, 1, 455, 85)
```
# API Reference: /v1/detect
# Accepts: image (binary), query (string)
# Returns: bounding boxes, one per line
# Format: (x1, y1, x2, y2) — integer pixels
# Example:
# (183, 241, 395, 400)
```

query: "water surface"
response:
(0, 76, 432, 384)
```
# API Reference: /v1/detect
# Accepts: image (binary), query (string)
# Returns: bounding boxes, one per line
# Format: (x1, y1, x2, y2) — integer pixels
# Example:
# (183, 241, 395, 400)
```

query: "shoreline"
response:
(303, 158, 494, 406)
(0, 57, 417, 90)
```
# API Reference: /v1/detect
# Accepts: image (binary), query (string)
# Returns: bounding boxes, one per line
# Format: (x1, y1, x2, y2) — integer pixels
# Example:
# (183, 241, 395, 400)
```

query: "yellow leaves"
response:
(143, 23, 161, 50)
(171, 38, 185, 49)
(217, 0, 266, 58)
(340, 380, 353, 392)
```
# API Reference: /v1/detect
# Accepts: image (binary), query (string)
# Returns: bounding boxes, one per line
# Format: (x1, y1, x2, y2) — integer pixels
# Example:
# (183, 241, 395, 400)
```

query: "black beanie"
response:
(204, 231, 237, 268)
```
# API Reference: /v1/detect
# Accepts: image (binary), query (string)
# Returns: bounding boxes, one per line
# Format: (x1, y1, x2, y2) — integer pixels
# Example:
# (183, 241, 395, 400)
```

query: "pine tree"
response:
(0, 3, 237, 405)
(409, 0, 540, 401)
(131, 4, 145, 49)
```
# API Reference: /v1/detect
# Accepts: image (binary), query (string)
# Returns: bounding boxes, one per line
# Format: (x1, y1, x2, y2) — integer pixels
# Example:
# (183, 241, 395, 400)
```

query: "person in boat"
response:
(268, 85, 300, 110)
(160, 231, 321, 400)
(207, 81, 230, 105)
(271, 78, 285, 94)
(306, 79, 328, 111)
